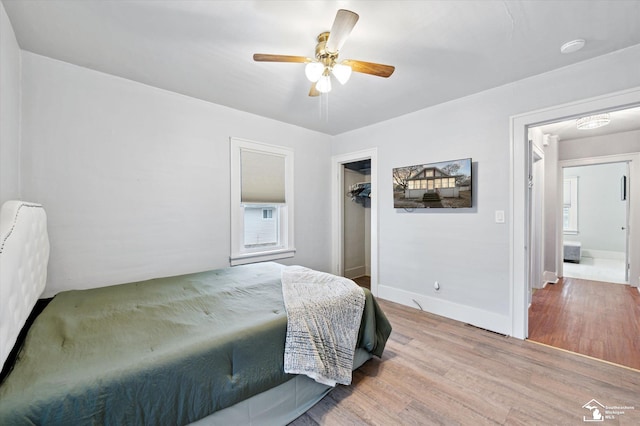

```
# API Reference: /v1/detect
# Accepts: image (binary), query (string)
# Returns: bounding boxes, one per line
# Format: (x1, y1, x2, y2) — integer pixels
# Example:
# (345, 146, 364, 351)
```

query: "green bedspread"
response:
(0, 262, 391, 425)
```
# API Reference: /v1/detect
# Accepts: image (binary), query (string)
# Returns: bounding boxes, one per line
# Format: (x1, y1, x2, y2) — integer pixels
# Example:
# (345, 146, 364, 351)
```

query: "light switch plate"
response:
(495, 210, 505, 223)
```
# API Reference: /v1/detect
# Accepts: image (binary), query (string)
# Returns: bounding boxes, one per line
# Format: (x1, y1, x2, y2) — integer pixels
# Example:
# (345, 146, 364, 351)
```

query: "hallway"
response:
(563, 256, 627, 284)
(528, 277, 640, 370)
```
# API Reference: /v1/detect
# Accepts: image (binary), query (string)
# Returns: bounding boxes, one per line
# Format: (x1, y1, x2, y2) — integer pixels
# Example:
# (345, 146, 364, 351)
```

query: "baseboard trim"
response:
(581, 249, 625, 260)
(378, 285, 512, 337)
(344, 266, 366, 279)
(543, 270, 558, 285)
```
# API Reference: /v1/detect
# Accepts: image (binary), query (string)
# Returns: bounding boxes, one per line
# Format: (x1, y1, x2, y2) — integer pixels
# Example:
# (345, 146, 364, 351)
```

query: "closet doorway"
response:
(331, 149, 379, 296)
(343, 160, 371, 289)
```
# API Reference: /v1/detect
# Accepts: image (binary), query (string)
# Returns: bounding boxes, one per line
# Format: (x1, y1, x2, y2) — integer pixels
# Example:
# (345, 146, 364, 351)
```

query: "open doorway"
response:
(525, 105, 640, 369)
(343, 159, 372, 289)
(530, 105, 640, 286)
(511, 88, 640, 341)
(331, 149, 379, 296)
(561, 161, 629, 284)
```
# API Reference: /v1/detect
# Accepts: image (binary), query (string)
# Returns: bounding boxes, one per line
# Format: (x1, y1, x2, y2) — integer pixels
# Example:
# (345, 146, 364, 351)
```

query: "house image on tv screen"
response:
(393, 158, 472, 208)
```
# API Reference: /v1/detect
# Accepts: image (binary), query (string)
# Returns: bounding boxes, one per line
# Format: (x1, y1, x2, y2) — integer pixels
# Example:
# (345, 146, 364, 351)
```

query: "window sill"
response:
(230, 248, 296, 266)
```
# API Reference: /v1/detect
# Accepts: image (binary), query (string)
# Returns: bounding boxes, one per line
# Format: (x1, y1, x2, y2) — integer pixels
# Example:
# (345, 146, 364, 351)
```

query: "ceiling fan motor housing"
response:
(315, 32, 339, 67)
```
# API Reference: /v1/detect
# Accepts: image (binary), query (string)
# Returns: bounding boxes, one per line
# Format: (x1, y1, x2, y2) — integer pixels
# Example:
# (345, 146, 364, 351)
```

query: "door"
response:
(528, 143, 544, 305)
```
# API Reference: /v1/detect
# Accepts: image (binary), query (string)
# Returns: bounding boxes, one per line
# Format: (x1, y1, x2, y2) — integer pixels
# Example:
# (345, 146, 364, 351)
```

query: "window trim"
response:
(230, 138, 295, 266)
(563, 176, 579, 235)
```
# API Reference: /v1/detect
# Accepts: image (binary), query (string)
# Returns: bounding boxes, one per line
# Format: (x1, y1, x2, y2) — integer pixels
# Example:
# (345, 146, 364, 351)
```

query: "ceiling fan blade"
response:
(309, 82, 320, 97)
(325, 9, 359, 53)
(342, 59, 395, 78)
(253, 54, 311, 63)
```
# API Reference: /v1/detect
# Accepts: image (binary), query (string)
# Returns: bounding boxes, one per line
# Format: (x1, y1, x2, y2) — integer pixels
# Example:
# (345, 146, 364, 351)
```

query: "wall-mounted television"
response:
(393, 158, 472, 208)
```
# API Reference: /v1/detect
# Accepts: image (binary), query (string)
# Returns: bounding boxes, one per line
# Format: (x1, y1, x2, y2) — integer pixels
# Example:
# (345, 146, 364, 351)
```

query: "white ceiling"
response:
(4, 0, 640, 135)
(535, 106, 640, 142)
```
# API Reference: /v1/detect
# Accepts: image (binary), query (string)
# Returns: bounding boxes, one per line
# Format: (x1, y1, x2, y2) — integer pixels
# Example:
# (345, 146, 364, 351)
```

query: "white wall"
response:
(20, 52, 333, 297)
(559, 130, 640, 161)
(0, 2, 21, 204)
(563, 163, 627, 254)
(332, 44, 640, 335)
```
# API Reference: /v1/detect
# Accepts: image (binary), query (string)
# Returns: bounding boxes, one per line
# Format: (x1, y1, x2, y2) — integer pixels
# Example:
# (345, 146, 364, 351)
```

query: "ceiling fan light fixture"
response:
(253, 9, 395, 97)
(332, 63, 352, 85)
(305, 62, 325, 82)
(576, 113, 611, 130)
(316, 74, 332, 93)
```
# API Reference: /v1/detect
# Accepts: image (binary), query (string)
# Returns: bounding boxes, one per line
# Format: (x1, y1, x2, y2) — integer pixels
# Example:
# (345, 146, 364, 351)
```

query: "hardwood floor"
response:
(528, 277, 640, 370)
(352, 276, 371, 290)
(290, 299, 640, 425)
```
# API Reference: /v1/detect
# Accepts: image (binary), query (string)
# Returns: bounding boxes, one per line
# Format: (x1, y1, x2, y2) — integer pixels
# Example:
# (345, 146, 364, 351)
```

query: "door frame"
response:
(558, 155, 636, 282)
(331, 148, 378, 295)
(510, 87, 640, 339)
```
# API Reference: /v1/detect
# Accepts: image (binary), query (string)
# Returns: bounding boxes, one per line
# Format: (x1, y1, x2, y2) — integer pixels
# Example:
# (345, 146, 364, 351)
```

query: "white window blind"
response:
(241, 150, 286, 204)
(230, 137, 295, 266)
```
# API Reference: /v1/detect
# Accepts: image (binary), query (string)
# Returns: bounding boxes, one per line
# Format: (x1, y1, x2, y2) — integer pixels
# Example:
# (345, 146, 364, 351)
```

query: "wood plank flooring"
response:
(352, 276, 371, 290)
(290, 299, 640, 425)
(528, 277, 640, 370)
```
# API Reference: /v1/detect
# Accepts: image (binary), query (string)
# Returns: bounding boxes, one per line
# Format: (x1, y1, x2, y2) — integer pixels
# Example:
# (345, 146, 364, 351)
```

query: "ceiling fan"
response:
(253, 9, 395, 96)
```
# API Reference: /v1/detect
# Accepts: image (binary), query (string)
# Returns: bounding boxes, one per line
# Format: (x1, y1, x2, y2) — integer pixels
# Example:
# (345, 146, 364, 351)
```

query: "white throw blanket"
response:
(281, 266, 365, 386)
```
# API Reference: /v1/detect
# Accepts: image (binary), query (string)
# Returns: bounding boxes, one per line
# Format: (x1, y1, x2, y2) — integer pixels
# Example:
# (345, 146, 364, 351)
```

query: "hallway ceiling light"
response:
(560, 39, 585, 54)
(576, 113, 611, 130)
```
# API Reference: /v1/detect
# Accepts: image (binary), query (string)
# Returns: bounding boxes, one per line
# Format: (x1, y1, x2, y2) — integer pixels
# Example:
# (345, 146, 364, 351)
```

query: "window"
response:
(563, 176, 579, 234)
(244, 206, 278, 248)
(230, 138, 295, 266)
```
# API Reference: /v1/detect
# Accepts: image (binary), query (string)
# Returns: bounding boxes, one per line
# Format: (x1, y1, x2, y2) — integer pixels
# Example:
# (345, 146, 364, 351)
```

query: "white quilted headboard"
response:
(0, 200, 49, 370)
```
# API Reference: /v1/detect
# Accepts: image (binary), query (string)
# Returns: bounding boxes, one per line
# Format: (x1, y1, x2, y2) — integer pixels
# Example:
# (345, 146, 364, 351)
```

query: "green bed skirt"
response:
(0, 262, 391, 425)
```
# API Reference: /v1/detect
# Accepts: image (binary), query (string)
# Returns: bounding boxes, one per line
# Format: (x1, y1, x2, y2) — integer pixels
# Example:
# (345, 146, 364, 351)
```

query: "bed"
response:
(0, 201, 391, 425)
